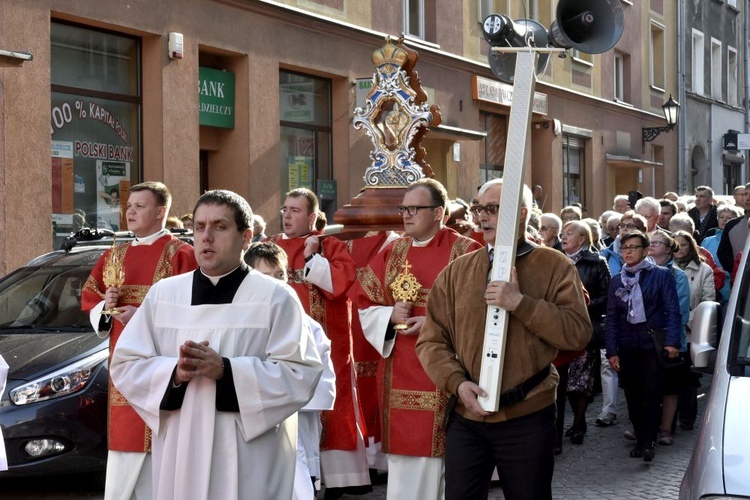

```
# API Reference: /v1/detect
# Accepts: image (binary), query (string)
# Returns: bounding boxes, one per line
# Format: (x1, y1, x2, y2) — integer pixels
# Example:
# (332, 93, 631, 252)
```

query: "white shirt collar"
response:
(412, 234, 436, 247)
(132, 228, 169, 246)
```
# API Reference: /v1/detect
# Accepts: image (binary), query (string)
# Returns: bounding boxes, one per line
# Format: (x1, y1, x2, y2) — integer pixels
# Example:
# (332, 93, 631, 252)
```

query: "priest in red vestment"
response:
(81, 181, 197, 500)
(267, 187, 372, 497)
(355, 179, 482, 499)
(346, 230, 398, 472)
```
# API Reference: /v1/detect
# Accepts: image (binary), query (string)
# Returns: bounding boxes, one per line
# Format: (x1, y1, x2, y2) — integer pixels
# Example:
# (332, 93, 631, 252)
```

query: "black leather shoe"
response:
(570, 429, 585, 445)
(642, 444, 655, 462)
(629, 446, 643, 458)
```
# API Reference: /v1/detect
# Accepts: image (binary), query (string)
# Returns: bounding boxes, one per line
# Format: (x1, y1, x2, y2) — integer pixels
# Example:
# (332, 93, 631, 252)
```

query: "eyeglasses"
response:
(650, 241, 667, 247)
(469, 204, 500, 216)
(397, 205, 439, 216)
(619, 223, 640, 230)
(621, 245, 645, 253)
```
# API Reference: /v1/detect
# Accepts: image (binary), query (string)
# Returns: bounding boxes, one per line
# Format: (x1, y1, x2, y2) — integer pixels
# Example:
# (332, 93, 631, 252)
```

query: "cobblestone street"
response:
(358, 377, 709, 500)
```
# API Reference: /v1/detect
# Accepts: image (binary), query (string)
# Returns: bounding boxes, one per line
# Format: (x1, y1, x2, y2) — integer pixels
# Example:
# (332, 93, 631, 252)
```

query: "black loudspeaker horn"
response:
(549, 0, 624, 54)
(482, 14, 550, 85)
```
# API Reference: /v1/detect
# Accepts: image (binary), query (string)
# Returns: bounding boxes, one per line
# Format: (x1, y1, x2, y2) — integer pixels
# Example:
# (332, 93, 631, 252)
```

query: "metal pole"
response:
(478, 50, 537, 412)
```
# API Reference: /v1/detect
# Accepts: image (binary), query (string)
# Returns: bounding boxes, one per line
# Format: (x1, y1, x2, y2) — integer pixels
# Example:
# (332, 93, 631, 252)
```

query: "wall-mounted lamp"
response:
(642, 94, 680, 143)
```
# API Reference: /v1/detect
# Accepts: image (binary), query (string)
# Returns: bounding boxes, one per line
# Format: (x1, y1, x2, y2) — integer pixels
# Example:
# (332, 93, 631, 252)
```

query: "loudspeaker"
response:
(482, 14, 550, 84)
(549, 0, 624, 54)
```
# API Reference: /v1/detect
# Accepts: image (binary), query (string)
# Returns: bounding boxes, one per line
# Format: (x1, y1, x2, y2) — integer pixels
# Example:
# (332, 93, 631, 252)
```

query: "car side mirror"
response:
(691, 301, 720, 369)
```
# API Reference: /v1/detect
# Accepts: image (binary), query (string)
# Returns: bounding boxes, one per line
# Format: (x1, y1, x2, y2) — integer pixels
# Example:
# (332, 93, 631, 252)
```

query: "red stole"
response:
(356, 228, 481, 456)
(268, 232, 359, 451)
(81, 235, 197, 452)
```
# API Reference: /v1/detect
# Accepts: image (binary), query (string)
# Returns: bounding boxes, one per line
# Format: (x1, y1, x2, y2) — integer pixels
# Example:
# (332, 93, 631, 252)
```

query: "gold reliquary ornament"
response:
(389, 260, 423, 330)
(354, 36, 441, 187)
(101, 237, 125, 316)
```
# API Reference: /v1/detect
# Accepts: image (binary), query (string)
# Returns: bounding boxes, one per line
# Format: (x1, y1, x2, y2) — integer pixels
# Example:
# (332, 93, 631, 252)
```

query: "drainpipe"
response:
(677, 0, 687, 193)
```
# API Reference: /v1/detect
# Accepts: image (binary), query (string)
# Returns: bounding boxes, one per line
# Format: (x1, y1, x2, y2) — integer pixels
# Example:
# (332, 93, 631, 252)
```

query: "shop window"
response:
(279, 71, 332, 198)
(562, 135, 585, 206)
(50, 22, 141, 248)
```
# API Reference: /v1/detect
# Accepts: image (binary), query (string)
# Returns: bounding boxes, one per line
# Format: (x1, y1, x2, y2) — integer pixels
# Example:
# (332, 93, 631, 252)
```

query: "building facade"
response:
(0, 0, 704, 274)
(683, 0, 747, 195)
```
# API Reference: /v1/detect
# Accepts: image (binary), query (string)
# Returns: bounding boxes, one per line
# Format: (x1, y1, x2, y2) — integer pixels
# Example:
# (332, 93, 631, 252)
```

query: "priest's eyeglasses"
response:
(469, 204, 500, 216)
(397, 205, 439, 216)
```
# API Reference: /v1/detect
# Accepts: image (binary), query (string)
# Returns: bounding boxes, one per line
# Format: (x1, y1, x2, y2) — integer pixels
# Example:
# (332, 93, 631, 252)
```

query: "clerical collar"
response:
(132, 228, 169, 246)
(412, 234, 436, 247)
(192, 263, 250, 305)
(201, 266, 242, 285)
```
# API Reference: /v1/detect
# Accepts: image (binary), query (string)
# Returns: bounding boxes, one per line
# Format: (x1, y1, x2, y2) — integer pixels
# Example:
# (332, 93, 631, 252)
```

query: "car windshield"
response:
(0, 265, 92, 329)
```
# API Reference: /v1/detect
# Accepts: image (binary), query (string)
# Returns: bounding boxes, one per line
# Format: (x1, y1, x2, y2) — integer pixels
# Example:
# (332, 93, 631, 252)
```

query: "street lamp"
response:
(642, 94, 680, 143)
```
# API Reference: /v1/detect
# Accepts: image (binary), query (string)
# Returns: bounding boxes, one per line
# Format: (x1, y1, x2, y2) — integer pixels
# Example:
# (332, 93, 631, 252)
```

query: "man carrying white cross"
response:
(415, 179, 591, 500)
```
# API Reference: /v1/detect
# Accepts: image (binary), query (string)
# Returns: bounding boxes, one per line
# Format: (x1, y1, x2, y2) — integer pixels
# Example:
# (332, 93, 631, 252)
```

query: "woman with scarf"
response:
(604, 231, 682, 462)
(559, 221, 610, 446)
(645, 230, 691, 446)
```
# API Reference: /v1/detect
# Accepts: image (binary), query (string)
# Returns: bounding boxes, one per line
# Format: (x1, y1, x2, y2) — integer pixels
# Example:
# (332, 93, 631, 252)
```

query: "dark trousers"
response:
(445, 405, 555, 500)
(554, 363, 570, 447)
(618, 348, 664, 448)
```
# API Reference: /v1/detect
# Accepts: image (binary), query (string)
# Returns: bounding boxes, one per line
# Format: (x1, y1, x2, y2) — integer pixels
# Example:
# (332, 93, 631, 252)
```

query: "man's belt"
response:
(498, 365, 551, 408)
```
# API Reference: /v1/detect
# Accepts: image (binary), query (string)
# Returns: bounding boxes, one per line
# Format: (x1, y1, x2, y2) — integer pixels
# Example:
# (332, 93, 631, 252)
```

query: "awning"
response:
(723, 152, 745, 165)
(429, 123, 487, 141)
(605, 154, 663, 169)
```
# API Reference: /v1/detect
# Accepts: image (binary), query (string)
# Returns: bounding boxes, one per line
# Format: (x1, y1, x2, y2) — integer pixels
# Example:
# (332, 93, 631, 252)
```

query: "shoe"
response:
(680, 422, 694, 431)
(554, 444, 563, 456)
(623, 429, 636, 441)
(570, 429, 585, 445)
(596, 412, 617, 426)
(642, 444, 655, 462)
(629, 446, 643, 458)
(564, 426, 574, 437)
(658, 430, 674, 446)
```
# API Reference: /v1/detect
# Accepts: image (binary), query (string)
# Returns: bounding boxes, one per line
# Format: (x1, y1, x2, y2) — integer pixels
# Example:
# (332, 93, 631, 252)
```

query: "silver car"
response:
(679, 238, 750, 499)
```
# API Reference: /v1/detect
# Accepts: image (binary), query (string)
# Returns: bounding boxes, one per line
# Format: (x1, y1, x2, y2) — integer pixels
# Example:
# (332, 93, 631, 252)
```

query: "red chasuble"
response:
(356, 227, 481, 457)
(346, 232, 394, 444)
(81, 235, 198, 452)
(268, 232, 359, 451)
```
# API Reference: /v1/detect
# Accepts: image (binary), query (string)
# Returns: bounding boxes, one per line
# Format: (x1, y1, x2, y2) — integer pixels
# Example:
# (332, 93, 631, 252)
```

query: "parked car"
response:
(679, 234, 750, 499)
(0, 228, 192, 484)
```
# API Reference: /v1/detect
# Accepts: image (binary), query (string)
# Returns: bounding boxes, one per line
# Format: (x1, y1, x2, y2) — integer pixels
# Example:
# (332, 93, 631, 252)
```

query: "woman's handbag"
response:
(648, 327, 683, 369)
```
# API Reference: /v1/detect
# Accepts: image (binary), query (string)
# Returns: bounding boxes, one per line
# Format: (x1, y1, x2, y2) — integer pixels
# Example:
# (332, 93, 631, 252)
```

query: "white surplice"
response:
(110, 270, 323, 500)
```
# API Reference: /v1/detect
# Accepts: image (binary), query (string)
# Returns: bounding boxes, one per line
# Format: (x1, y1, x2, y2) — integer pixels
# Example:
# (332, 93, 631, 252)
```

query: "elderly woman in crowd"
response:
(559, 221, 610, 446)
(605, 231, 682, 462)
(645, 230, 691, 447)
(601, 210, 648, 277)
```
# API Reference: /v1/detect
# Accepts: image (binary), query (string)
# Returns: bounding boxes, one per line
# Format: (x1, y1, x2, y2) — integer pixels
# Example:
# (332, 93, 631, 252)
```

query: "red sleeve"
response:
(732, 252, 742, 285)
(700, 248, 725, 291)
(319, 237, 357, 300)
(80, 252, 109, 312)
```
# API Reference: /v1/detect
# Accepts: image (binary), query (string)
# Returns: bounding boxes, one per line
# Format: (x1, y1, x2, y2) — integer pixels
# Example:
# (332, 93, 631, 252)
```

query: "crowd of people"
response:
(80, 178, 748, 500)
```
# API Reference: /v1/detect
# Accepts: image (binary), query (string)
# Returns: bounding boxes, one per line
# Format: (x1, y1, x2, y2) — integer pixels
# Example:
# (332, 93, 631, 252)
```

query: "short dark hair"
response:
(621, 230, 650, 248)
(193, 190, 253, 232)
(659, 199, 678, 216)
(245, 241, 288, 269)
(406, 178, 449, 212)
(285, 188, 319, 214)
(130, 181, 172, 209)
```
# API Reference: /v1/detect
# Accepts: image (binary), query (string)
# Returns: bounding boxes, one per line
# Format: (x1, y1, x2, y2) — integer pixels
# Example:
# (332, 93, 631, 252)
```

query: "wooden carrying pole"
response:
(478, 50, 538, 412)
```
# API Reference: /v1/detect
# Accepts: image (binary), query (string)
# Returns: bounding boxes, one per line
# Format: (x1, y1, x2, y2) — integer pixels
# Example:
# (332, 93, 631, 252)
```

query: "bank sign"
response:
(199, 67, 235, 129)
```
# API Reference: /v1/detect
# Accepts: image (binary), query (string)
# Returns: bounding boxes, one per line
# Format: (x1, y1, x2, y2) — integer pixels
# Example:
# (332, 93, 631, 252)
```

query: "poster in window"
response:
(288, 156, 313, 190)
(96, 161, 129, 231)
